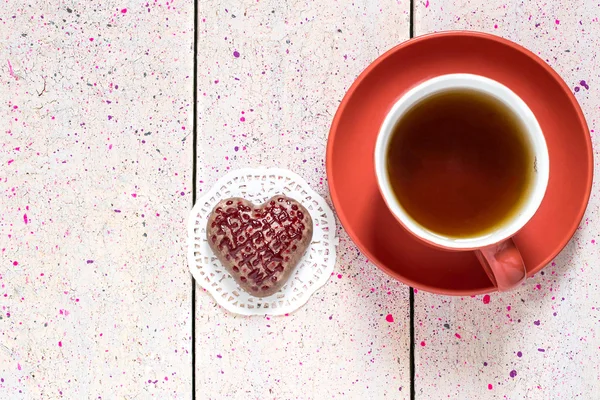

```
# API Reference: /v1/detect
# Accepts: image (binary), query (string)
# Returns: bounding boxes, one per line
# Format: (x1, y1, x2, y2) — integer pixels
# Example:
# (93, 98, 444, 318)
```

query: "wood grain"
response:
(195, 0, 412, 398)
(414, 0, 600, 398)
(0, 2, 194, 398)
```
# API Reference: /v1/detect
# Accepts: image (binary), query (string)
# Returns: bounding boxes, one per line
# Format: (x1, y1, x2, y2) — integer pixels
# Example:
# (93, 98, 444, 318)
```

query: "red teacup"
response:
(326, 32, 593, 295)
(374, 74, 549, 291)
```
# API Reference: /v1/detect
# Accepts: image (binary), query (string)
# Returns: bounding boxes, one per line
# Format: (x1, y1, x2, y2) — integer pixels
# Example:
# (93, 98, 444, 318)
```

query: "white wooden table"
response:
(1, 0, 598, 399)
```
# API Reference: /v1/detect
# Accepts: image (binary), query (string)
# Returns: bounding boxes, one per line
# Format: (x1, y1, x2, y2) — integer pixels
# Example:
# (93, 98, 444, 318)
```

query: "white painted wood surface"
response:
(414, 1, 600, 398)
(3, 0, 597, 398)
(195, 0, 411, 398)
(1, 2, 193, 398)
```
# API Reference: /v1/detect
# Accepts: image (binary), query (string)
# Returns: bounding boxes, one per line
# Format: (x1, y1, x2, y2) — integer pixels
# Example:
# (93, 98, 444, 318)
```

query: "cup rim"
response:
(374, 73, 550, 250)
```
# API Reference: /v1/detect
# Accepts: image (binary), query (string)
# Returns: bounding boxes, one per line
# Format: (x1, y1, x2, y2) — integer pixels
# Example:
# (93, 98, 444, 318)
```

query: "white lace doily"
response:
(188, 168, 338, 316)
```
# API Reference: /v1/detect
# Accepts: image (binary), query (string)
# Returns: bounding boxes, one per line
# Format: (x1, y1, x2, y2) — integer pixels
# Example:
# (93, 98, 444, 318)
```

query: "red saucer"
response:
(326, 32, 593, 295)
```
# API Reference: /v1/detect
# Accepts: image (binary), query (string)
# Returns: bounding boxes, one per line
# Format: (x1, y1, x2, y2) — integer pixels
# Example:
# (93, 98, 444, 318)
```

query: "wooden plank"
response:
(195, 0, 412, 398)
(0, 2, 193, 398)
(414, 1, 600, 398)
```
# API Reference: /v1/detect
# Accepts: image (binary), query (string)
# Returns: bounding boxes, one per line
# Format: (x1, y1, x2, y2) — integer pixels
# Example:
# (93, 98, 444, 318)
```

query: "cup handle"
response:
(474, 239, 527, 292)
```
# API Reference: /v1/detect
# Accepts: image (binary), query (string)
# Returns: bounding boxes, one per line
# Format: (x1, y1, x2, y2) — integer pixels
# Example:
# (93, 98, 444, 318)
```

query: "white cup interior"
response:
(374, 74, 549, 250)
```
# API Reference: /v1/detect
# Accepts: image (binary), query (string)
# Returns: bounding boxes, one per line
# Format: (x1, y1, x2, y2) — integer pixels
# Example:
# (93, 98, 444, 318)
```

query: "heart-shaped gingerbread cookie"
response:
(206, 196, 313, 297)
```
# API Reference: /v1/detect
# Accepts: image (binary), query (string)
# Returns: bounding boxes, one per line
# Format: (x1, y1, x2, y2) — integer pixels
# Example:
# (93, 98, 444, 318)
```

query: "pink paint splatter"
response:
(7, 60, 18, 80)
(23, 214, 28, 224)
(385, 314, 394, 323)
(482, 294, 490, 304)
